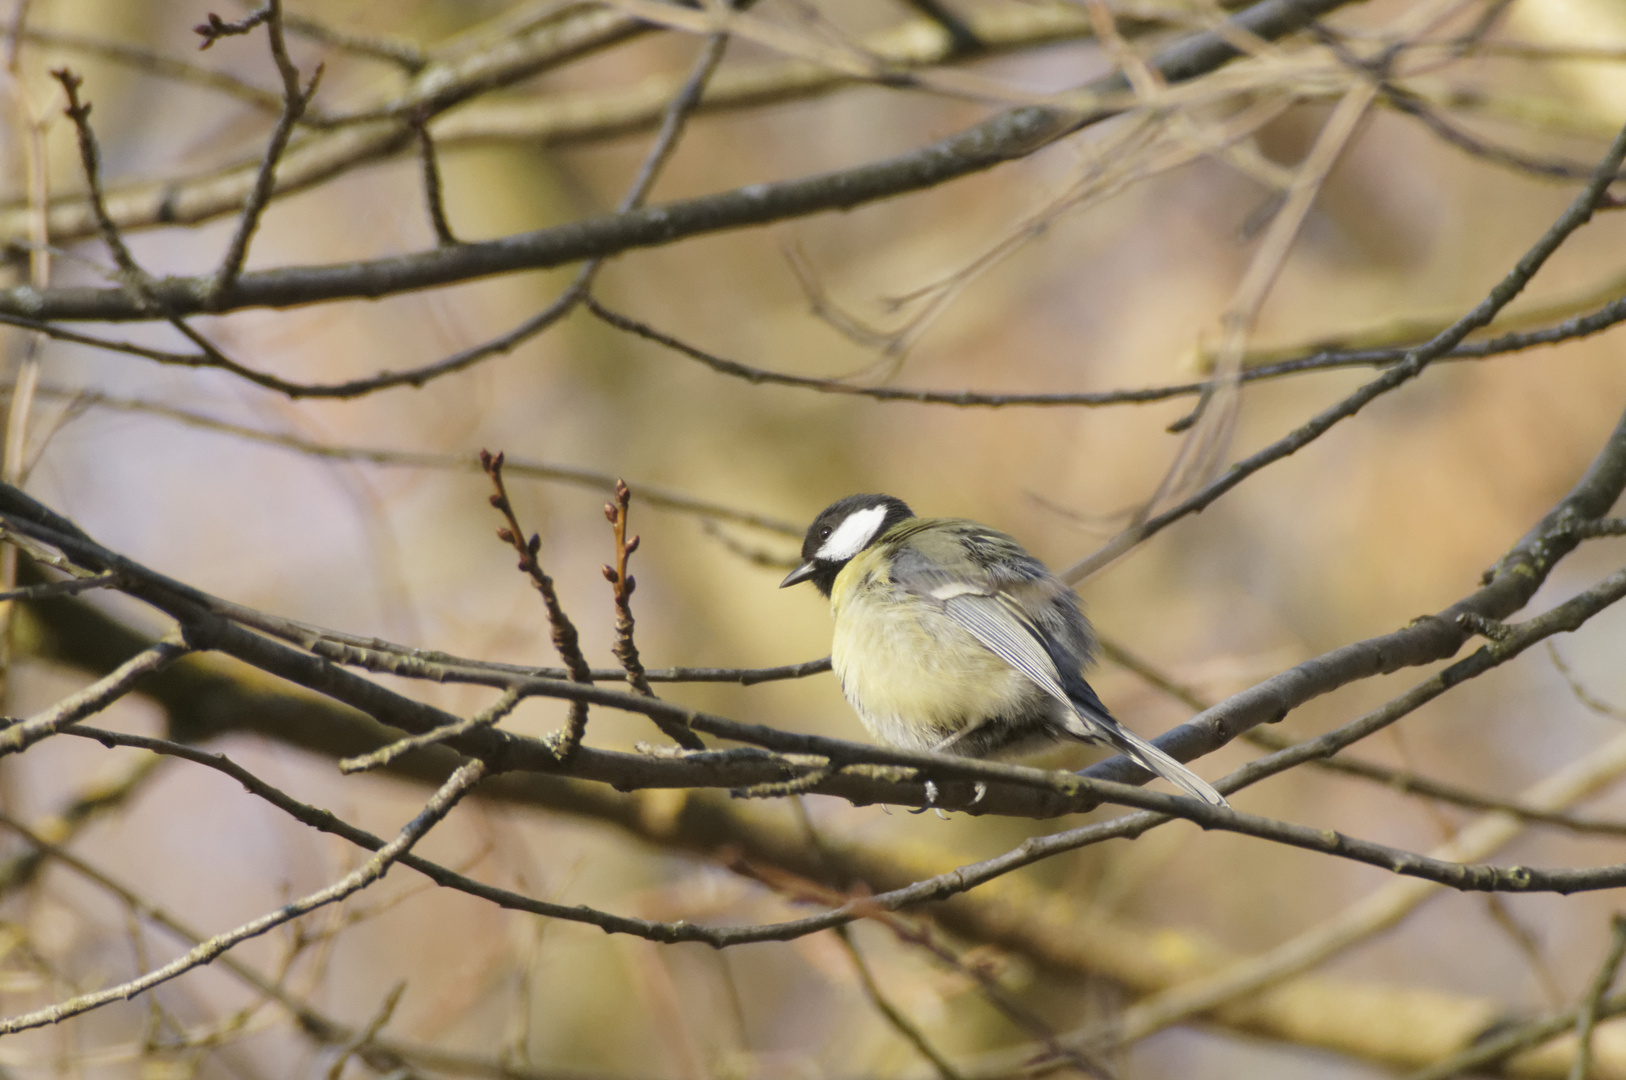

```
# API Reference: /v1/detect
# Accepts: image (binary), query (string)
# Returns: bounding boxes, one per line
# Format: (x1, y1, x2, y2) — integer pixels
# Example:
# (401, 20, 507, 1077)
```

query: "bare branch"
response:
(412, 110, 458, 246)
(837, 926, 966, 1080)
(483, 450, 592, 758)
(1569, 915, 1626, 1080)
(0, 758, 486, 1035)
(0, 637, 187, 755)
(601, 481, 706, 750)
(204, 0, 324, 308)
(1061, 112, 1626, 581)
(1075, 392, 1626, 791)
(0, 0, 1359, 323)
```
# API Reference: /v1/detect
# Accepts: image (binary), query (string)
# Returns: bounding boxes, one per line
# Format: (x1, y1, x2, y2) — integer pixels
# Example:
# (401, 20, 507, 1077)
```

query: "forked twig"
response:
(203, 0, 324, 308)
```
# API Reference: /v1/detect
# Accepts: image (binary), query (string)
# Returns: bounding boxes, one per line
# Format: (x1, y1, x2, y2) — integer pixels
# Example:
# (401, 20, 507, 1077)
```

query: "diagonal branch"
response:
(0, 757, 486, 1035)
(0, 0, 1358, 324)
(1061, 111, 1626, 582)
(0, 636, 187, 755)
(1089, 412, 1626, 790)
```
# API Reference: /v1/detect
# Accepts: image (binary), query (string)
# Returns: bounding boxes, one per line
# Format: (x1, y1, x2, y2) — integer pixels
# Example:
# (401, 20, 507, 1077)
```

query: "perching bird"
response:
(780, 494, 1227, 807)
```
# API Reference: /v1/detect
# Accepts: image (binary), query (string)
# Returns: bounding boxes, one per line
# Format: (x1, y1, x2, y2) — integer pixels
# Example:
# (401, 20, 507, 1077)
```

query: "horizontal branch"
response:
(16, 556, 1626, 1072)
(8, 478, 1626, 905)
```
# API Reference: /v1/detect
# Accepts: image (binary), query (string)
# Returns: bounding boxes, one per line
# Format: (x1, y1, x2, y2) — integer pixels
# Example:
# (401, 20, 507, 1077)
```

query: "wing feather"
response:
(908, 566, 1230, 808)
(939, 593, 1072, 705)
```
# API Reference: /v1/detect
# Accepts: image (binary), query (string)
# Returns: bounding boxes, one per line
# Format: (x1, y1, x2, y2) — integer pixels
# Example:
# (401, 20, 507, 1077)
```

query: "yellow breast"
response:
(829, 559, 1034, 751)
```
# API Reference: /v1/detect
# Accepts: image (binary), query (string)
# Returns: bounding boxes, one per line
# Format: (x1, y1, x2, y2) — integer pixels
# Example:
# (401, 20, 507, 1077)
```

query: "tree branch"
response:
(0, 0, 1358, 324)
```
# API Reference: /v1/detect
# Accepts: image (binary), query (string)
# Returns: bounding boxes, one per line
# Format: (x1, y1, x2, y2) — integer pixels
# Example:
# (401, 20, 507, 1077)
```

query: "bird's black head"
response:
(780, 494, 915, 597)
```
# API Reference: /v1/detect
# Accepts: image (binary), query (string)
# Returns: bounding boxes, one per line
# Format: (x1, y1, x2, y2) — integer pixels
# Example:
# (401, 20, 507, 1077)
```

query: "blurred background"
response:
(2, 0, 1626, 1077)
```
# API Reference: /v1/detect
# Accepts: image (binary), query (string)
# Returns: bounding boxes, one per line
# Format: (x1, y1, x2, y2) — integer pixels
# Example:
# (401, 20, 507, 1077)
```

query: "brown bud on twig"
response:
(604, 503, 618, 523)
(495, 527, 515, 544)
(625, 535, 640, 555)
(602, 565, 618, 583)
(479, 448, 493, 469)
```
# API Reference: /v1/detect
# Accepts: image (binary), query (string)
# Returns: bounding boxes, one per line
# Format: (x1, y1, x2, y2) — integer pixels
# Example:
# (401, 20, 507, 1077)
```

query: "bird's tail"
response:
(1067, 707, 1229, 808)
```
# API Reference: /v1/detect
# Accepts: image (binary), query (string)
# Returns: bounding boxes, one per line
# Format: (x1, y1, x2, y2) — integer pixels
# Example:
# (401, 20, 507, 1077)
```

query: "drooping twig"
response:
(836, 925, 966, 1080)
(482, 449, 592, 758)
(63, 724, 757, 947)
(0, 758, 486, 1035)
(729, 854, 1112, 1078)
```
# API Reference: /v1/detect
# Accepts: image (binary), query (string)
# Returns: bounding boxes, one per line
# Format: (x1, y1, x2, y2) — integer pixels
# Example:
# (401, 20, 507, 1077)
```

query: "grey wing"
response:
(900, 564, 1231, 809)
(931, 585, 1075, 708)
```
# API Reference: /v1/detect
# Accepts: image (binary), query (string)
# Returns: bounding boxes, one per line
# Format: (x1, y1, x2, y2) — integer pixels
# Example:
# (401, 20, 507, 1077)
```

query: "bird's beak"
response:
(780, 561, 817, 588)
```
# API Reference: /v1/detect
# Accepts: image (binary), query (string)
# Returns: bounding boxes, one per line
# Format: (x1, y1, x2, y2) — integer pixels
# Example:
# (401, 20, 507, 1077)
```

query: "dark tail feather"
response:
(1068, 707, 1229, 808)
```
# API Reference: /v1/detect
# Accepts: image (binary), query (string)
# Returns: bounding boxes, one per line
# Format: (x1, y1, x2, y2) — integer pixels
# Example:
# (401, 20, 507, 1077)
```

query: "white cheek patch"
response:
(816, 504, 888, 561)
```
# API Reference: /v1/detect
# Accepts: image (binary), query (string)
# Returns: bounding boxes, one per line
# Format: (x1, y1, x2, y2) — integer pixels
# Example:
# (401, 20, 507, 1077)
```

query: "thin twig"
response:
(278, 10, 426, 72)
(1569, 914, 1626, 1080)
(412, 110, 458, 245)
(0, 803, 421, 1077)
(730, 856, 1112, 1079)
(836, 925, 966, 1080)
(338, 686, 524, 773)
(1101, 636, 1626, 838)
(1404, 994, 1626, 1080)
(482, 450, 592, 758)
(204, 0, 324, 308)
(59, 725, 728, 944)
(49, 67, 301, 394)
(1061, 113, 1626, 581)
(0, 636, 187, 755)
(325, 982, 407, 1080)
(0, 758, 486, 1035)
(0, 570, 116, 602)
(602, 480, 705, 749)
(3, 382, 801, 535)
(0, 0, 1358, 321)
(194, 8, 271, 49)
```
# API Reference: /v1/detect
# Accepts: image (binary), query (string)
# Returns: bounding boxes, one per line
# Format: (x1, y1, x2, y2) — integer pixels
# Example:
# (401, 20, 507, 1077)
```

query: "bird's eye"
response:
(819, 526, 832, 540)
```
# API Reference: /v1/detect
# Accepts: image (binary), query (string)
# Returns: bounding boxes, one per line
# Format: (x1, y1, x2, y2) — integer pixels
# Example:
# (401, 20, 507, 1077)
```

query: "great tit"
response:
(781, 494, 1227, 808)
